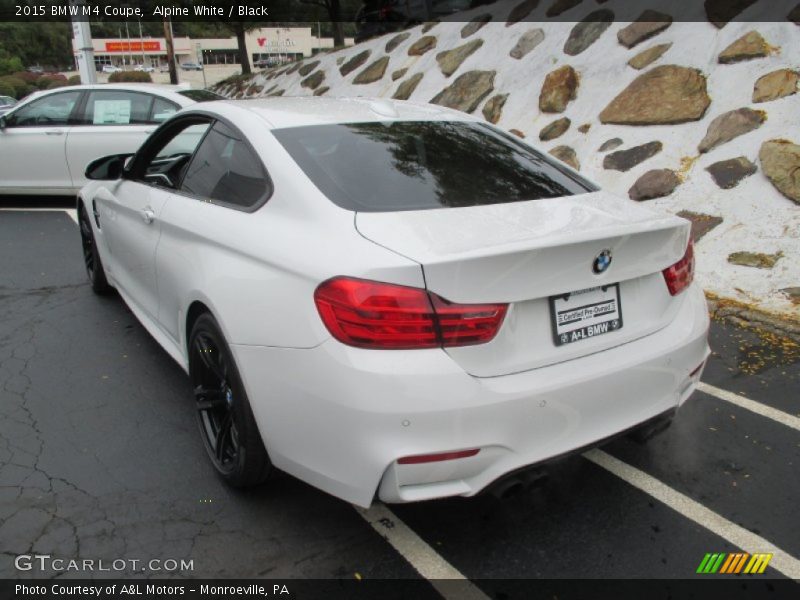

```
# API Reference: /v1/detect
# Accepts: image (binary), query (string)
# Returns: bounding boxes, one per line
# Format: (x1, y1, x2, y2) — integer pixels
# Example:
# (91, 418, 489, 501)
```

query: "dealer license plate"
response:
(550, 284, 623, 346)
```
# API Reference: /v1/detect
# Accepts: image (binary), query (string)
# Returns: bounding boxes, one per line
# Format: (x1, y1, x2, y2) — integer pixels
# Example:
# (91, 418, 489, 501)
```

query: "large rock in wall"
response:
(436, 39, 484, 77)
(539, 65, 579, 113)
(753, 69, 799, 103)
(563, 10, 614, 56)
(697, 108, 766, 154)
(353, 56, 390, 84)
(599, 65, 711, 125)
(718, 31, 771, 64)
(760, 140, 800, 204)
(431, 70, 496, 113)
(617, 10, 672, 48)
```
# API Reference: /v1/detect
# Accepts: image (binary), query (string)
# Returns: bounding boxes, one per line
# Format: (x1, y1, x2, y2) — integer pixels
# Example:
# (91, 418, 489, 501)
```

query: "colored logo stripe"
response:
(697, 553, 726, 573)
(720, 553, 749, 573)
(697, 552, 772, 574)
(719, 553, 736, 573)
(744, 554, 773, 574)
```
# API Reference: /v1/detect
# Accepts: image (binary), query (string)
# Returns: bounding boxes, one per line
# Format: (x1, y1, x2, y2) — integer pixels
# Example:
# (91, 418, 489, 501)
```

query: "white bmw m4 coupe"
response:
(77, 98, 709, 507)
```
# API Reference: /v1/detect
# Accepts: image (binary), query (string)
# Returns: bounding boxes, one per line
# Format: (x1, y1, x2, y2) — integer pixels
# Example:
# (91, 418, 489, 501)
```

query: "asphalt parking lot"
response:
(1, 203, 798, 590)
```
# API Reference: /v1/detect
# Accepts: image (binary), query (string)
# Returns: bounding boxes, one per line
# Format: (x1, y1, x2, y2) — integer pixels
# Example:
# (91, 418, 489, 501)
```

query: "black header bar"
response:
(1, 0, 799, 23)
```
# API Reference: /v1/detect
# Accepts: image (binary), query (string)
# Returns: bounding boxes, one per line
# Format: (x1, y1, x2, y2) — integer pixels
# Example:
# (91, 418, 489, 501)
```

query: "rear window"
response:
(272, 121, 594, 212)
(178, 89, 225, 102)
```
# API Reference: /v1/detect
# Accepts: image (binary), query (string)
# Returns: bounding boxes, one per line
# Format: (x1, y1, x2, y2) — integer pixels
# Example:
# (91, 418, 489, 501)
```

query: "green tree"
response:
(0, 22, 72, 69)
(299, 0, 345, 47)
(221, 22, 260, 75)
(0, 53, 24, 77)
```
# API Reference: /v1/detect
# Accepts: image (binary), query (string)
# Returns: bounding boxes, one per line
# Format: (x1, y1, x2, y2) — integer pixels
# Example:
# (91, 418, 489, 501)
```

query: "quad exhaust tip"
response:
(486, 467, 549, 500)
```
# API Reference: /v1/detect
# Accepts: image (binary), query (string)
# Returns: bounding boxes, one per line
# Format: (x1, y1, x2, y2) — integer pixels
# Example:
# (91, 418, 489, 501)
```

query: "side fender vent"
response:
(92, 199, 101, 229)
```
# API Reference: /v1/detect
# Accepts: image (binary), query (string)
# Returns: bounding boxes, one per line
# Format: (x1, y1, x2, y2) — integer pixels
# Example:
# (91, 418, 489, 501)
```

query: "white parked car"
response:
(102, 64, 122, 74)
(0, 84, 223, 195)
(134, 65, 155, 73)
(77, 98, 710, 507)
(0, 95, 16, 116)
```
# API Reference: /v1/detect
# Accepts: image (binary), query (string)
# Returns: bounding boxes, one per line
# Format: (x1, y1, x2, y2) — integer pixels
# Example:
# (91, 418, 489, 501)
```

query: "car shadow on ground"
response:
(0, 196, 76, 209)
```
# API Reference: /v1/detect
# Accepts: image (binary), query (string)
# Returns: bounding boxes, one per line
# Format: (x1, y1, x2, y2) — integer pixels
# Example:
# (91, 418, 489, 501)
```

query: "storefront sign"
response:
(105, 41, 161, 52)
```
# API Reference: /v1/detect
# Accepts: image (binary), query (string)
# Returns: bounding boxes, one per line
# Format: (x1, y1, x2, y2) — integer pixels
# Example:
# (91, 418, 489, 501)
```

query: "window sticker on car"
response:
(93, 100, 132, 125)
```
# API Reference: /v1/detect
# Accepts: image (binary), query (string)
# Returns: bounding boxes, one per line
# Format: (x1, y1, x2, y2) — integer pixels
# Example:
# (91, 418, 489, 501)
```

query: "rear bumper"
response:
(232, 285, 709, 507)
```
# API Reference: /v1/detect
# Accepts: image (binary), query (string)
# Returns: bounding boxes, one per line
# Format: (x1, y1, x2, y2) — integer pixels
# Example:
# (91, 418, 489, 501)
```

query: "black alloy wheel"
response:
(189, 313, 272, 487)
(79, 206, 110, 294)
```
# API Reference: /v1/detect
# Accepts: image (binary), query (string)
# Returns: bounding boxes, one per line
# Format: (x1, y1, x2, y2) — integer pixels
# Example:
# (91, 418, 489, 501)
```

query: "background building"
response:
(73, 27, 353, 70)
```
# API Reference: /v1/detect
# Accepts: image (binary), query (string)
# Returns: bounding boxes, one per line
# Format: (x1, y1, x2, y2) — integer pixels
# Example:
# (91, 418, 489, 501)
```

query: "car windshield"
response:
(178, 89, 224, 102)
(272, 120, 594, 212)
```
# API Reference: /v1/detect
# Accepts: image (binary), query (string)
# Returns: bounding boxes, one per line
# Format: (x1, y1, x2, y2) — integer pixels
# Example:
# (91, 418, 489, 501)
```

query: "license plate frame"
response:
(549, 284, 623, 347)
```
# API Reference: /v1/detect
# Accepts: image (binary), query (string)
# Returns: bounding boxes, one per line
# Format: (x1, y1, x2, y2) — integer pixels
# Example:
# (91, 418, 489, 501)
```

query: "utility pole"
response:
(423, 0, 434, 20)
(138, 17, 145, 66)
(163, 17, 178, 84)
(70, 0, 96, 84)
(196, 43, 207, 88)
(124, 19, 132, 68)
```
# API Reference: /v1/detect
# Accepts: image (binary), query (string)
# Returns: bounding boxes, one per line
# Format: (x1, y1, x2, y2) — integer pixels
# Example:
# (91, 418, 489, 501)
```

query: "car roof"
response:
(66, 83, 191, 93)
(13, 83, 197, 107)
(203, 97, 477, 130)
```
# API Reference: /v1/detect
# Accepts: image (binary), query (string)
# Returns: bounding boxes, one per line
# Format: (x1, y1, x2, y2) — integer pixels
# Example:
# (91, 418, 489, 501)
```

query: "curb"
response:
(705, 292, 800, 343)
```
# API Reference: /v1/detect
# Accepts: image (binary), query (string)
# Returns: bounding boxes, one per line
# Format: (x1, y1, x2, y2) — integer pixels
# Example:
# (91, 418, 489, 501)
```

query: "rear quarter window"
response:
(180, 121, 270, 209)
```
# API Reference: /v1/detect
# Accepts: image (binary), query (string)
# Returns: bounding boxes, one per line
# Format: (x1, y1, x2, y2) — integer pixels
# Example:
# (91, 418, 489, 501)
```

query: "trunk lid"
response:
(355, 192, 691, 377)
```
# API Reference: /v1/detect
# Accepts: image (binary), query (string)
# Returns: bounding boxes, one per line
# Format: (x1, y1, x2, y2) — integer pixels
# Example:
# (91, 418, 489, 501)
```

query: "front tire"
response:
(78, 204, 110, 294)
(189, 313, 272, 487)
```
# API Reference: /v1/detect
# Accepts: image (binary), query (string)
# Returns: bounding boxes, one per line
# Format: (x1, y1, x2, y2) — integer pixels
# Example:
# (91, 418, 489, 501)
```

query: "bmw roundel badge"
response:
(592, 249, 613, 274)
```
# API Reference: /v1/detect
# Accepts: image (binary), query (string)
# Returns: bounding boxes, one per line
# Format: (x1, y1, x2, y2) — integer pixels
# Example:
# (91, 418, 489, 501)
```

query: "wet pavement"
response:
(1, 207, 798, 585)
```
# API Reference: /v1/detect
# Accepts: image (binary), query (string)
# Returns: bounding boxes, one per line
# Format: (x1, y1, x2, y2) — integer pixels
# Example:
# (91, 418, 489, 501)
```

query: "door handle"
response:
(45, 129, 64, 136)
(141, 208, 155, 224)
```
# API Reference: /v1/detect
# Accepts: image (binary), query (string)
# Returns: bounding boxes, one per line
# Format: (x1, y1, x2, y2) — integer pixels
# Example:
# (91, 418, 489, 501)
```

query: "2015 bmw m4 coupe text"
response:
(78, 98, 709, 506)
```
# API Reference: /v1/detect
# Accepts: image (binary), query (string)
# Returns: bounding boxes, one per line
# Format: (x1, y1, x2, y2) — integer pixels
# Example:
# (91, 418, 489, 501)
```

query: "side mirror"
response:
(85, 153, 134, 181)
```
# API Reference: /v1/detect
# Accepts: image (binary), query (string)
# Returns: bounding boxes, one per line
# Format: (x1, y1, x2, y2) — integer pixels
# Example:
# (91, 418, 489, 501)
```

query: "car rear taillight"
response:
(429, 294, 509, 346)
(314, 277, 508, 350)
(662, 239, 695, 296)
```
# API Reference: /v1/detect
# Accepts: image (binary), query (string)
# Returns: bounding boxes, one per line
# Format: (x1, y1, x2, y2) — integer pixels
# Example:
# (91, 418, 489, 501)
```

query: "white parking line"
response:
(0, 207, 78, 223)
(585, 448, 800, 579)
(697, 382, 800, 433)
(355, 503, 490, 600)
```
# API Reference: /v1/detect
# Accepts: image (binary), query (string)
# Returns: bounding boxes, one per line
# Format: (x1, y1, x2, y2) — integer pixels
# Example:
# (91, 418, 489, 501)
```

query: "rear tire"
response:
(189, 313, 272, 488)
(78, 204, 110, 294)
